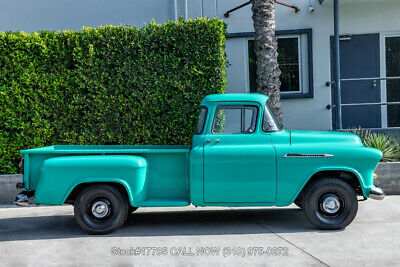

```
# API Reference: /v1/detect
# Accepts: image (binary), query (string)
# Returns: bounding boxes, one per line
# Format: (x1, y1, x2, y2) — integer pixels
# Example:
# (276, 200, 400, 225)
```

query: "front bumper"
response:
(369, 187, 385, 200)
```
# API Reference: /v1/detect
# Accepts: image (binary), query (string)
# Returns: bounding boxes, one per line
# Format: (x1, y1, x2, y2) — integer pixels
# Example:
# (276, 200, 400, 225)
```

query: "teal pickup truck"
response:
(16, 93, 385, 234)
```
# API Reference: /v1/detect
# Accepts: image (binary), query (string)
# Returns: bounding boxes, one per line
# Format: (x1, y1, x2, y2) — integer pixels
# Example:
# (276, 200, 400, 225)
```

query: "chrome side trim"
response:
(283, 153, 334, 158)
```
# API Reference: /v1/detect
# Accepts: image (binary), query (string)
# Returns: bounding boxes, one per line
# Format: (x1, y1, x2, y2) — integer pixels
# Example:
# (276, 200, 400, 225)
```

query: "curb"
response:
(374, 162, 400, 195)
(0, 174, 22, 204)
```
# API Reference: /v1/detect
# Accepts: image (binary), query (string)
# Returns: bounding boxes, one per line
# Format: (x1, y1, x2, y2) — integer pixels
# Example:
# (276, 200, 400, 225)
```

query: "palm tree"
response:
(251, 0, 283, 123)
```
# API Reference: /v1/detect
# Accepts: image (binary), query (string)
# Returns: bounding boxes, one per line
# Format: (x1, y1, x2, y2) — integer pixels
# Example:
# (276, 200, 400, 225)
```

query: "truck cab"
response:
(16, 93, 385, 234)
(191, 94, 280, 204)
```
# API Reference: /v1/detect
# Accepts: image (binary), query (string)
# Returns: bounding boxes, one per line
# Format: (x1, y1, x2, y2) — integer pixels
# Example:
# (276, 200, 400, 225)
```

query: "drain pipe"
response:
(185, 0, 188, 19)
(333, 0, 342, 130)
(174, 0, 178, 21)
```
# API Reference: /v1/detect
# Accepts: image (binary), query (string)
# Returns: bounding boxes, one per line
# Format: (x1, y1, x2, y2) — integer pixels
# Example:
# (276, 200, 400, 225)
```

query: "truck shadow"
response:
(0, 207, 337, 242)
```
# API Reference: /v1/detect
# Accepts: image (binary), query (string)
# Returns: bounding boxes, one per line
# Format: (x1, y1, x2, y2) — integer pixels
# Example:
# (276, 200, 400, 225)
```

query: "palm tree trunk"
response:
(251, 0, 283, 123)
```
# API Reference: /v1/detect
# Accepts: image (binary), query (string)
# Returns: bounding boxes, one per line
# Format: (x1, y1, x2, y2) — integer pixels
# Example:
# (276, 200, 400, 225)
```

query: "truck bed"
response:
(21, 145, 191, 206)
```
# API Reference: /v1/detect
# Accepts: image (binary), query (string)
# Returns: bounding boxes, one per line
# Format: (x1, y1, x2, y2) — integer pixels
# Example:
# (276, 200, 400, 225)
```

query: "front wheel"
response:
(302, 178, 358, 230)
(74, 184, 129, 234)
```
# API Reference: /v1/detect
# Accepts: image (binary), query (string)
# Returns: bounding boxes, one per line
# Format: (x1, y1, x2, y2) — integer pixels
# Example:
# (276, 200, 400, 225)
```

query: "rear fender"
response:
(34, 155, 147, 205)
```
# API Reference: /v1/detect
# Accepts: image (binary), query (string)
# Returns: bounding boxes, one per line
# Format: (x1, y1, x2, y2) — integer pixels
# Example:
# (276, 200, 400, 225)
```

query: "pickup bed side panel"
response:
(35, 155, 147, 205)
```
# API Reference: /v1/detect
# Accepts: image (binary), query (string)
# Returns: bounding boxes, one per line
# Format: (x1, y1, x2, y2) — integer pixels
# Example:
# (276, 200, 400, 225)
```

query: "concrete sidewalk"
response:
(0, 197, 399, 266)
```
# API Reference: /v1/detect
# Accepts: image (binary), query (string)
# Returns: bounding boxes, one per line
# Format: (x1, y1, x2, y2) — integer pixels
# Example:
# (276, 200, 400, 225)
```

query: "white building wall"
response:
(200, 0, 400, 130)
(0, 0, 175, 32)
(0, 0, 399, 130)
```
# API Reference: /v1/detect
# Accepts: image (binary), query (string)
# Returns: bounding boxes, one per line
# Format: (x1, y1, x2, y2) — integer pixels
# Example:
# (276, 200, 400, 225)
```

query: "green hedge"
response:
(0, 18, 226, 174)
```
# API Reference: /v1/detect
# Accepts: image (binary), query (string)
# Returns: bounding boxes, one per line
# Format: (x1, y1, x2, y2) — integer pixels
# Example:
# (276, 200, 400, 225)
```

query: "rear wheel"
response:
(302, 178, 358, 230)
(74, 184, 129, 234)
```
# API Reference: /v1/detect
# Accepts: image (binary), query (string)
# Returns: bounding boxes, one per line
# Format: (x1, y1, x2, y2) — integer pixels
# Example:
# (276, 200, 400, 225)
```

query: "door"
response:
(203, 103, 276, 203)
(331, 34, 381, 128)
(385, 35, 400, 127)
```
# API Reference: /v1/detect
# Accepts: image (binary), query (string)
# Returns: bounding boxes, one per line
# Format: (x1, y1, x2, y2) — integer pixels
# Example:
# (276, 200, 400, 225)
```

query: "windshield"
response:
(262, 103, 283, 132)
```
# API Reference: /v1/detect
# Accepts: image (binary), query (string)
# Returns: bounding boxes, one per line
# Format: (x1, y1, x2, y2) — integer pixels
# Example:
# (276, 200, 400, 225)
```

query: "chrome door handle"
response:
(206, 139, 220, 143)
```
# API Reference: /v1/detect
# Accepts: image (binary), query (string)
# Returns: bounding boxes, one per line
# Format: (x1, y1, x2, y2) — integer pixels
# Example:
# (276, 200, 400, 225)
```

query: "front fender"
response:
(291, 166, 367, 203)
(35, 155, 147, 205)
(276, 144, 381, 204)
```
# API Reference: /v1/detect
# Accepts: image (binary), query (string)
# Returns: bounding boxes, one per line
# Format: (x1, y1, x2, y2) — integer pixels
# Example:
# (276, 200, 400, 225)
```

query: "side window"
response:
(211, 105, 258, 134)
(196, 107, 208, 134)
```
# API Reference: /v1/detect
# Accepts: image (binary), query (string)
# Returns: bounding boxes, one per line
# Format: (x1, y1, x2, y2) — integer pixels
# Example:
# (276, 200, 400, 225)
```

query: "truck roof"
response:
(201, 93, 269, 105)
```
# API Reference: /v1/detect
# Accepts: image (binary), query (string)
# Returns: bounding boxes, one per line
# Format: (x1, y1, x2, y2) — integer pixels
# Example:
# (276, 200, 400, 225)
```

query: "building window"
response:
(385, 36, 400, 127)
(277, 37, 301, 92)
(247, 29, 313, 98)
(249, 37, 300, 93)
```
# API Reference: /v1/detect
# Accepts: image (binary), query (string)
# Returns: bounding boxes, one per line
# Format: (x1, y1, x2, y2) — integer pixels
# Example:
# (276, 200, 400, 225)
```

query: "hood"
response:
(290, 130, 364, 147)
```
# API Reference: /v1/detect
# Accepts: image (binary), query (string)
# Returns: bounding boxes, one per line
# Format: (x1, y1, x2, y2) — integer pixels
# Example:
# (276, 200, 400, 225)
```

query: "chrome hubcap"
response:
(321, 194, 341, 214)
(91, 200, 110, 219)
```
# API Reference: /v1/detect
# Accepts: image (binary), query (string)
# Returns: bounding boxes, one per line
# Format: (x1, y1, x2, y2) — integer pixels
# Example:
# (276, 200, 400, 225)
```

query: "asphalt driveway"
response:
(0, 196, 399, 266)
